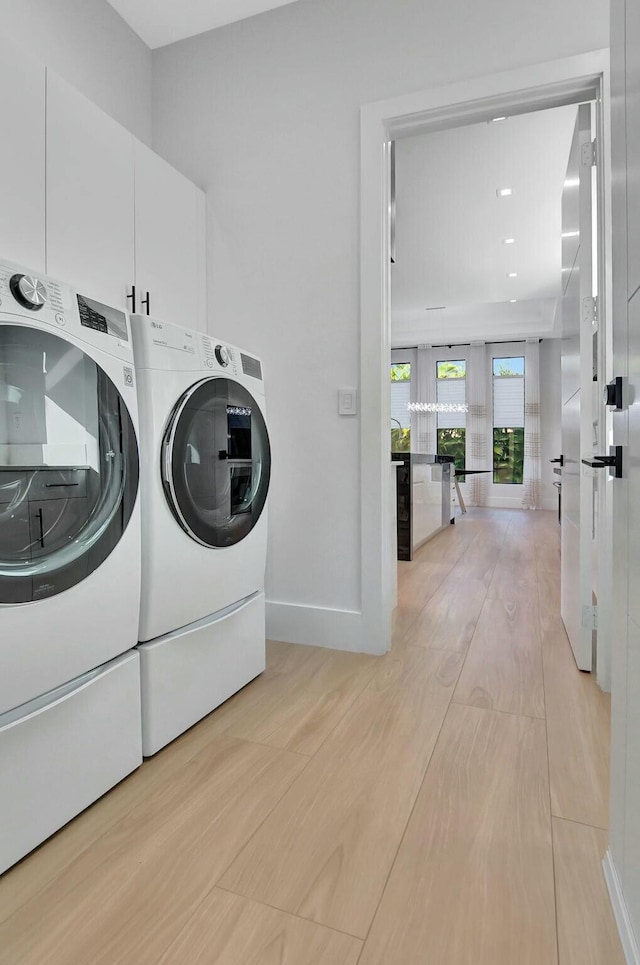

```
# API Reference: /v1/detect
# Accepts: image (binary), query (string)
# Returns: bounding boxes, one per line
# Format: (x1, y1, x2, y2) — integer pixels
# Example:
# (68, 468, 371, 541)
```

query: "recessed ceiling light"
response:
(510, 299, 517, 303)
(564, 177, 579, 188)
(497, 187, 513, 197)
(489, 116, 508, 123)
(503, 238, 516, 245)
(507, 272, 518, 278)
(561, 230, 580, 238)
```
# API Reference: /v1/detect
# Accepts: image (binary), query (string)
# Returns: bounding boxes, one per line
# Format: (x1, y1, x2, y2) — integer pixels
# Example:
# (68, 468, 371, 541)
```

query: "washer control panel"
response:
(0, 262, 68, 326)
(10, 274, 48, 310)
(215, 344, 231, 366)
(0, 259, 132, 361)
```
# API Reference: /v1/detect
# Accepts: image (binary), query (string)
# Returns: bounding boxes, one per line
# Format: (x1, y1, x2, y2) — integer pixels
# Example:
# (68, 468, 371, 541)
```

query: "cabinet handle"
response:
(36, 508, 44, 547)
(141, 291, 150, 316)
(126, 286, 136, 313)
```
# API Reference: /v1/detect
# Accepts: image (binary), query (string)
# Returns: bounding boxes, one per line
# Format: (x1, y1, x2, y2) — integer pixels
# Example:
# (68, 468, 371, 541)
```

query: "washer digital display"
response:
(77, 294, 129, 341)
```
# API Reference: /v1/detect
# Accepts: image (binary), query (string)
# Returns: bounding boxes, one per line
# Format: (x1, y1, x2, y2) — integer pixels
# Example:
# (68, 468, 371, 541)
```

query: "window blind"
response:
(437, 378, 466, 429)
(391, 379, 411, 428)
(493, 376, 524, 427)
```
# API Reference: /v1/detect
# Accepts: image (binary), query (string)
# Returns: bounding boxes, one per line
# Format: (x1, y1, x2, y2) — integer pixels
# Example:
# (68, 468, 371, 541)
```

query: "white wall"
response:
(540, 338, 562, 512)
(0, 0, 152, 143)
(152, 0, 608, 645)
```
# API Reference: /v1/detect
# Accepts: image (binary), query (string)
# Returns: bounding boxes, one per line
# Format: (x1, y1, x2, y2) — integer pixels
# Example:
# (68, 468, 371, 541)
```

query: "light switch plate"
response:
(338, 387, 358, 416)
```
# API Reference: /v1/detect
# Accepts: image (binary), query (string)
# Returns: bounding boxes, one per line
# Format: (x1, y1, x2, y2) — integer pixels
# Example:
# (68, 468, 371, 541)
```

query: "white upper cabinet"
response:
(2, 46, 206, 326)
(134, 141, 207, 331)
(0, 38, 46, 272)
(46, 71, 135, 309)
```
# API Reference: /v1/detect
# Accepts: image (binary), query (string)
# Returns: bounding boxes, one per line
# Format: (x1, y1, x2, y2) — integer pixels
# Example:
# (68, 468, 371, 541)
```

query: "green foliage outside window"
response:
(493, 357, 525, 377)
(493, 427, 524, 484)
(391, 427, 411, 452)
(437, 428, 466, 471)
(391, 363, 411, 382)
(437, 361, 466, 379)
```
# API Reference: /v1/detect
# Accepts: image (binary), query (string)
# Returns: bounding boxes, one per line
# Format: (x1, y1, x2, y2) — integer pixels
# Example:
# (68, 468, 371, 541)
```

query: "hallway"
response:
(0, 510, 624, 963)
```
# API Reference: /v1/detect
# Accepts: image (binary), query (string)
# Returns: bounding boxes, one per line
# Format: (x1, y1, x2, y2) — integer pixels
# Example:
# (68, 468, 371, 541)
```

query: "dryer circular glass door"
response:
(0, 324, 139, 604)
(162, 378, 270, 548)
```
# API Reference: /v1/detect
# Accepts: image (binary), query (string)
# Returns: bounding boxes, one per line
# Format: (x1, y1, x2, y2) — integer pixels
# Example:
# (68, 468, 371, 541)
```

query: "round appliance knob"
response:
(10, 273, 47, 311)
(215, 344, 231, 367)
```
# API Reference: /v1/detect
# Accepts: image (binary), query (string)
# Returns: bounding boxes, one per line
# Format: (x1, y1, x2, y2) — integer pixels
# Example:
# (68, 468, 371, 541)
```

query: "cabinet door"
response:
(0, 38, 45, 272)
(46, 71, 135, 308)
(134, 140, 206, 331)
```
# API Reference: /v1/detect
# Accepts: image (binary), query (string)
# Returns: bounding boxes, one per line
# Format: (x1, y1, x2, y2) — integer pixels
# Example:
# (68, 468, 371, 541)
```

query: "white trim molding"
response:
(604, 849, 640, 965)
(359, 49, 610, 656)
(266, 601, 364, 652)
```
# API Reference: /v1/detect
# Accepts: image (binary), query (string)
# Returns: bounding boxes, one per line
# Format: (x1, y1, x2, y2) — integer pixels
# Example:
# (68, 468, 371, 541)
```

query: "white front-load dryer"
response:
(131, 314, 270, 755)
(0, 260, 142, 875)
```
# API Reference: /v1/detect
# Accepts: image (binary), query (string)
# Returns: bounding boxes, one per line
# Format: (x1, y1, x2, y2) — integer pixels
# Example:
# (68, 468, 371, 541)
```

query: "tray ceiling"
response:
(392, 103, 579, 346)
(106, 0, 302, 48)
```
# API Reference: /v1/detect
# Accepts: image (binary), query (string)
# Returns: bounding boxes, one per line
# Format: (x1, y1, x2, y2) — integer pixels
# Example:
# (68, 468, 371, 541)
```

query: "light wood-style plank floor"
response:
(0, 509, 624, 964)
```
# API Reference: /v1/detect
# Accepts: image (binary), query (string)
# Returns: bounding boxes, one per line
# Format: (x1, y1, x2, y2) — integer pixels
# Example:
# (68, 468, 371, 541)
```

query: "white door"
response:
(0, 38, 45, 271)
(134, 141, 207, 331)
(46, 71, 135, 308)
(608, 0, 640, 943)
(560, 103, 595, 671)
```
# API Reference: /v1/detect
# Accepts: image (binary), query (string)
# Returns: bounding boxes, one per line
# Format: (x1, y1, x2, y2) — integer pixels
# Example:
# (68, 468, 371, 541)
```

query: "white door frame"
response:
(360, 49, 613, 682)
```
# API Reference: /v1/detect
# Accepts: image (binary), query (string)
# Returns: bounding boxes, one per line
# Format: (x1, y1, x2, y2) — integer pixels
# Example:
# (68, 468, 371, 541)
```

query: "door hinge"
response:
(582, 295, 597, 325)
(581, 139, 597, 167)
(582, 605, 598, 631)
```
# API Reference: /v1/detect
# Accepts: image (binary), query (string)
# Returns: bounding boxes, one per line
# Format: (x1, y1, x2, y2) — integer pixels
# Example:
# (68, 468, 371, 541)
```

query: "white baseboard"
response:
(471, 496, 558, 512)
(481, 496, 530, 510)
(267, 601, 380, 653)
(603, 849, 640, 965)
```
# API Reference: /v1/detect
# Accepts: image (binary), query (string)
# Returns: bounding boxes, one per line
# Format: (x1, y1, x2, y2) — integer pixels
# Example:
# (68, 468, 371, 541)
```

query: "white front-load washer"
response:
(0, 260, 142, 875)
(131, 314, 270, 755)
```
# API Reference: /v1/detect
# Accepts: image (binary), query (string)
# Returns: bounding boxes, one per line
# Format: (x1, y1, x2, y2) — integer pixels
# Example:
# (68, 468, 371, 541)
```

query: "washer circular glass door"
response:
(0, 324, 139, 604)
(162, 378, 270, 548)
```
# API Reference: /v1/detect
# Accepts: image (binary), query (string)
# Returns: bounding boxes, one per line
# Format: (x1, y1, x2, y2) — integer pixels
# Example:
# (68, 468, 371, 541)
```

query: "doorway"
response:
(359, 50, 612, 690)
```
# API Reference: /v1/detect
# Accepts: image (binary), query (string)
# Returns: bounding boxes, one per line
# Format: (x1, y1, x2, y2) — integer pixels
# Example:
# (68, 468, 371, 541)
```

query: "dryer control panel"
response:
(200, 335, 240, 377)
(200, 336, 263, 382)
(130, 312, 264, 386)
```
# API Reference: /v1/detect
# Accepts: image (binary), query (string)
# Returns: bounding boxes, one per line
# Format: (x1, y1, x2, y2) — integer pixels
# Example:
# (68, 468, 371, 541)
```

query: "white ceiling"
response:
(391, 104, 579, 347)
(395, 298, 561, 347)
(105, 0, 302, 49)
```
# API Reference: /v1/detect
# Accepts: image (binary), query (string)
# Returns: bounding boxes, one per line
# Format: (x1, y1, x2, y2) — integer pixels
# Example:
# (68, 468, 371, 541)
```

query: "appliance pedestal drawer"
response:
(0, 650, 142, 875)
(138, 591, 265, 757)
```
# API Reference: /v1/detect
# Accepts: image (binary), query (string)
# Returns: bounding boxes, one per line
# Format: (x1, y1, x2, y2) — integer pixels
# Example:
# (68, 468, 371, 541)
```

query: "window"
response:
(436, 359, 466, 471)
(391, 362, 411, 451)
(492, 356, 525, 484)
